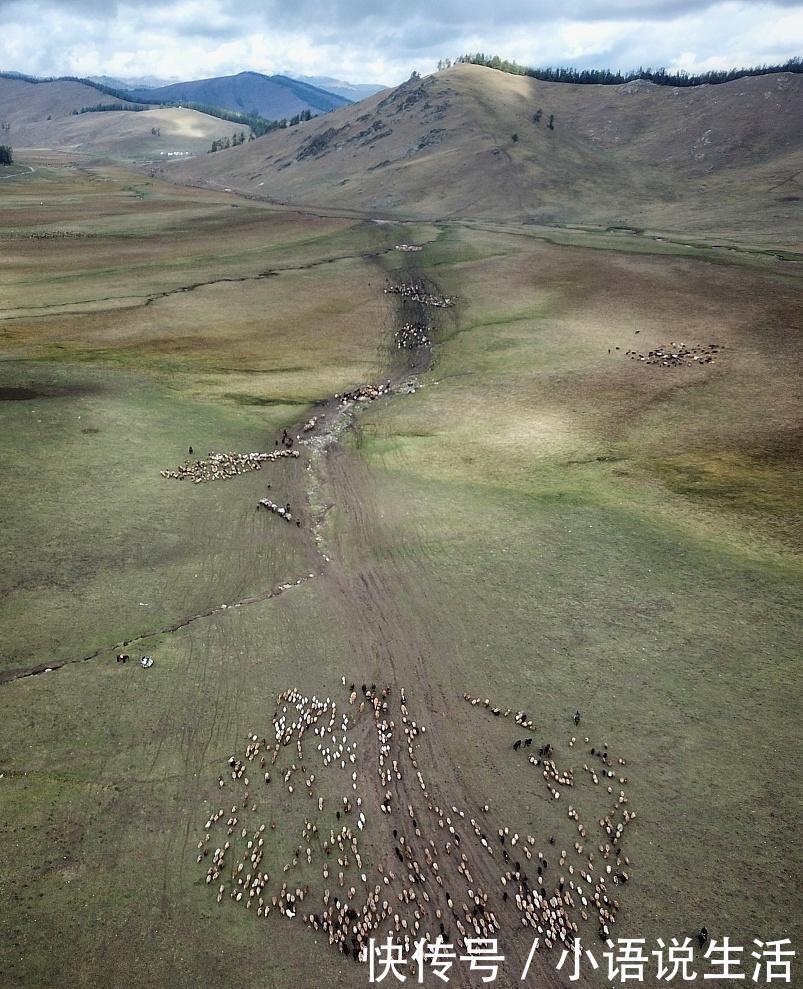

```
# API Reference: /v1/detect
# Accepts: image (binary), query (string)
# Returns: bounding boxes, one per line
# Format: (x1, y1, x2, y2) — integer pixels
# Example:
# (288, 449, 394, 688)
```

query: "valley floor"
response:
(0, 163, 800, 988)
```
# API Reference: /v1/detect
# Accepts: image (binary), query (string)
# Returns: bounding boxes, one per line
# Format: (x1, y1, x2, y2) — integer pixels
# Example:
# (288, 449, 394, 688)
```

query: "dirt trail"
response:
(278, 270, 584, 988)
(306, 452, 576, 988)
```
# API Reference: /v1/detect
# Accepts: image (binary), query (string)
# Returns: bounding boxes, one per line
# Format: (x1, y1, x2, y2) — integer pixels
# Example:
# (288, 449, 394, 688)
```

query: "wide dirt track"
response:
(0, 163, 801, 989)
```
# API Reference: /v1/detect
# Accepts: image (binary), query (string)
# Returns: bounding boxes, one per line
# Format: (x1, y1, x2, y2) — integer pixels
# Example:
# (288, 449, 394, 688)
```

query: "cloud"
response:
(0, 0, 800, 85)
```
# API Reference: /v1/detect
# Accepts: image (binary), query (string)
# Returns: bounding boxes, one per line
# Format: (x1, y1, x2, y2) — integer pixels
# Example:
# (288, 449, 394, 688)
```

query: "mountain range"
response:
(88, 74, 179, 90)
(122, 72, 351, 120)
(0, 69, 378, 158)
(86, 72, 385, 102)
(1, 70, 387, 129)
(94, 73, 387, 103)
(0, 75, 246, 157)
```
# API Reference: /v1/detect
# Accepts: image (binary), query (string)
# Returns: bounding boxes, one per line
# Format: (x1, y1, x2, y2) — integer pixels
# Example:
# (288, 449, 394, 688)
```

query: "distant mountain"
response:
(89, 74, 179, 90)
(124, 72, 350, 121)
(293, 75, 388, 102)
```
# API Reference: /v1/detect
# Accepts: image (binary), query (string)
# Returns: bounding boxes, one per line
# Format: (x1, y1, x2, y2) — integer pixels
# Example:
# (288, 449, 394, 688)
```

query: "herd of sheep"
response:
(161, 448, 299, 484)
(195, 679, 635, 974)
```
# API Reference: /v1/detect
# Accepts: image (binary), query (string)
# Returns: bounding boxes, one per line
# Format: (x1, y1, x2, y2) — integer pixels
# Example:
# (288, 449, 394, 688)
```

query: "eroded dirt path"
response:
(274, 271, 585, 987)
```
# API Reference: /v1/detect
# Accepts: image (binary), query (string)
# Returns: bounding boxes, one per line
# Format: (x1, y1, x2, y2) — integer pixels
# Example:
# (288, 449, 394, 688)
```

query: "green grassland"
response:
(0, 165, 800, 988)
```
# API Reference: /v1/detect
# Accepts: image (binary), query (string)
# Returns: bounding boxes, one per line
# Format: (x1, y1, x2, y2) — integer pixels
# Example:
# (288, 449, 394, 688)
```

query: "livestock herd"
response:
(196, 680, 635, 975)
(626, 342, 722, 367)
(161, 448, 299, 483)
(395, 322, 431, 350)
(335, 382, 393, 406)
(257, 498, 299, 523)
(384, 279, 454, 308)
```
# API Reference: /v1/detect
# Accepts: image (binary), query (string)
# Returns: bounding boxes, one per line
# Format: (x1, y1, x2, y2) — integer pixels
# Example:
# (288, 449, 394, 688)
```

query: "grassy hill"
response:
(0, 76, 249, 159)
(166, 62, 803, 246)
(0, 75, 133, 125)
(125, 71, 350, 120)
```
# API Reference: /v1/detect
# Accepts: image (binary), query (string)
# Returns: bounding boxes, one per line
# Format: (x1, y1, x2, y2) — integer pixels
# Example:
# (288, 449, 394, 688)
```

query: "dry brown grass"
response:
(168, 63, 803, 247)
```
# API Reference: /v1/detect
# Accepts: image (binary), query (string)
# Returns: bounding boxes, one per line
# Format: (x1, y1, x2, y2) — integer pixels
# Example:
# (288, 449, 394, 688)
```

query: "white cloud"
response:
(0, 0, 800, 84)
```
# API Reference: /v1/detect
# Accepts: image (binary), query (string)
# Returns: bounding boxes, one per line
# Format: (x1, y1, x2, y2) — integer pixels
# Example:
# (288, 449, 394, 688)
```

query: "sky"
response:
(0, 0, 801, 85)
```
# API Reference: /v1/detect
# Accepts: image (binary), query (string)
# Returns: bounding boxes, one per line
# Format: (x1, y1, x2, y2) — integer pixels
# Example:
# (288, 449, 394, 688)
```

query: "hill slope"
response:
(0, 76, 246, 158)
(125, 72, 350, 119)
(166, 63, 803, 245)
(0, 76, 132, 127)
